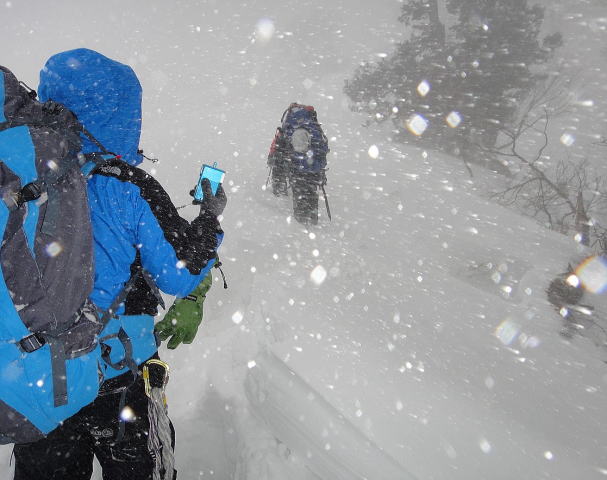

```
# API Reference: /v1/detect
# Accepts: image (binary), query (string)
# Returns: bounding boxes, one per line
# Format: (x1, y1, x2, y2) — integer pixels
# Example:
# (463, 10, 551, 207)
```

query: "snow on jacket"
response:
(38, 48, 222, 378)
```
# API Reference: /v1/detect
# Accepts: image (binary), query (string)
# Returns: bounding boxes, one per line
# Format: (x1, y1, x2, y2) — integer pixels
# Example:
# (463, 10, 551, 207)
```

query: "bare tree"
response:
(484, 76, 607, 247)
(486, 77, 607, 354)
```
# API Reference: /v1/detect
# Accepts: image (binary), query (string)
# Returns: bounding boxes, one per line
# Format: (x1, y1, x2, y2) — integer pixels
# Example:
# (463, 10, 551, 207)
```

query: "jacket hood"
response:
(0, 65, 34, 122)
(38, 48, 143, 165)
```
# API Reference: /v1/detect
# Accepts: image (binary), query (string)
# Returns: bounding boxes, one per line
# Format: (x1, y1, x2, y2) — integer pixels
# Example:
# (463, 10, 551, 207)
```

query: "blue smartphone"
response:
(194, 163, 225, 201)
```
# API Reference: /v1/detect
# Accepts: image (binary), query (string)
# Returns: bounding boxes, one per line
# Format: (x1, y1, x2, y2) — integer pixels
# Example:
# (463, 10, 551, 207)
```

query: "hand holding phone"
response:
(194, 163, 225, 201)
(192, 163, 227, 217)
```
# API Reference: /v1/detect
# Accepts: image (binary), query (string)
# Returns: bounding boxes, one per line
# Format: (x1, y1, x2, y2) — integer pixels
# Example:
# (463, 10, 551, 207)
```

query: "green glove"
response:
(155, 273, 212, 349)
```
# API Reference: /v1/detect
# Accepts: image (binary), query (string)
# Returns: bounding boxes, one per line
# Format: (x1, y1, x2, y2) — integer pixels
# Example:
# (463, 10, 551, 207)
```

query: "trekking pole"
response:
(265, 166, 273, 189)
(321, 184, 332, 221)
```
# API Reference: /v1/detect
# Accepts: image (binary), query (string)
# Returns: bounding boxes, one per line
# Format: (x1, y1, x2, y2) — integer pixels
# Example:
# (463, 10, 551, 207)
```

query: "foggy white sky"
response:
(0, 1, 606, 478)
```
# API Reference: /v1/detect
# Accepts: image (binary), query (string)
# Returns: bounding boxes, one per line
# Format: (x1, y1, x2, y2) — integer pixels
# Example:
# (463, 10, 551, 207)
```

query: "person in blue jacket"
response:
(12, 49, 225, 480)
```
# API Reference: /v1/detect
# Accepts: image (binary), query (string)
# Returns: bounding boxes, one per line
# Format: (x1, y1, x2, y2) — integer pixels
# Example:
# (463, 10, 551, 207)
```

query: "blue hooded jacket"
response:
(39, 49, 222, 379)
(39, 48, 143, 166)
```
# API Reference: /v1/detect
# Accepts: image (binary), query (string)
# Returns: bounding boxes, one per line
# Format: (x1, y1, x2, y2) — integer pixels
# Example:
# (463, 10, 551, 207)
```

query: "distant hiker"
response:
(0, 67, 102, 445)
(12, 48, 226, 480)
(267, 103, 329, 225)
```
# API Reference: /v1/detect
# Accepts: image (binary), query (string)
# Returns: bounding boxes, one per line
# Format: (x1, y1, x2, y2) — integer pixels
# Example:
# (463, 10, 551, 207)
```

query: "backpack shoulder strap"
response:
(97, 269, 146, 401)
(98, 270, 143, 327)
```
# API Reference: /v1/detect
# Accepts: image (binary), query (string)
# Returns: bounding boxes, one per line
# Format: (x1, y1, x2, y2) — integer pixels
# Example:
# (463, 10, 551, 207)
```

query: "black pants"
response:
(270, 158, 289, 196)
(291, 172, 320, 225)
(13, 368, 175, 480)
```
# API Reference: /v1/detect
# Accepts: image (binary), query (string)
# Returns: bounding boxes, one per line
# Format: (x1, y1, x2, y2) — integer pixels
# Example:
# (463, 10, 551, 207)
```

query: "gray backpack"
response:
(0, 66, 102, 443)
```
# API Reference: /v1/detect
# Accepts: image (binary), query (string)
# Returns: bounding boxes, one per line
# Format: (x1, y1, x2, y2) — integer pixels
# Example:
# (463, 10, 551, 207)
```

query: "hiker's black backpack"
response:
(272, 103, 329, 174)
(0, 66, 101, 443)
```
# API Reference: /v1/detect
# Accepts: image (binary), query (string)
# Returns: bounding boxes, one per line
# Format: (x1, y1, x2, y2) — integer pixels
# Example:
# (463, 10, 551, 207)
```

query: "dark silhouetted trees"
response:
(345, 0, 562, 173)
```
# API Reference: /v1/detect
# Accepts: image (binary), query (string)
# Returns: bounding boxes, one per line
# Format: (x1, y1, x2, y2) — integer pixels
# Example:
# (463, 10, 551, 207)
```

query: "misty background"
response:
(1, 1, 607, 479)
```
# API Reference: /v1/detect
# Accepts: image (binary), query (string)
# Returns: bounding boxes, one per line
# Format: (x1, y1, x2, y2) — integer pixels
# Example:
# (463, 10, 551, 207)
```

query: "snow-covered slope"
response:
(1, 1, 606, 479)
(209, 121, 606, 479)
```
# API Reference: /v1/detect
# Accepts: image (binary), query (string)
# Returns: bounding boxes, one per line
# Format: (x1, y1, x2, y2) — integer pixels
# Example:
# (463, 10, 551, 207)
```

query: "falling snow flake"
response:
(311, 265, 327, 285)
(368, 145, 379, 159)
(232, 311, 244, 325)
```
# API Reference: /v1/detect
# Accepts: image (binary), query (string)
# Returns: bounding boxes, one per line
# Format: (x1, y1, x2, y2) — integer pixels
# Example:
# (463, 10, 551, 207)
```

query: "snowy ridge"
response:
(224, 125, 607, 479)
(0, 1, 606, 479)
(245, 349, 416, 480)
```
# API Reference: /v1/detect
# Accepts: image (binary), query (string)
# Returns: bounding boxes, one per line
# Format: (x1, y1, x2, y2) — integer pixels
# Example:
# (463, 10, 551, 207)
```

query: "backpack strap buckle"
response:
(18, 333, 46, 353)
(14, 182, 43, 209)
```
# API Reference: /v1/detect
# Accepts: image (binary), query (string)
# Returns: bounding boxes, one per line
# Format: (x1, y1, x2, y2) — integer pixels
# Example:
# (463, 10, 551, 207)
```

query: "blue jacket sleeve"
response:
(135, 201, 223, 296)
(90, 160, 223, 305)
